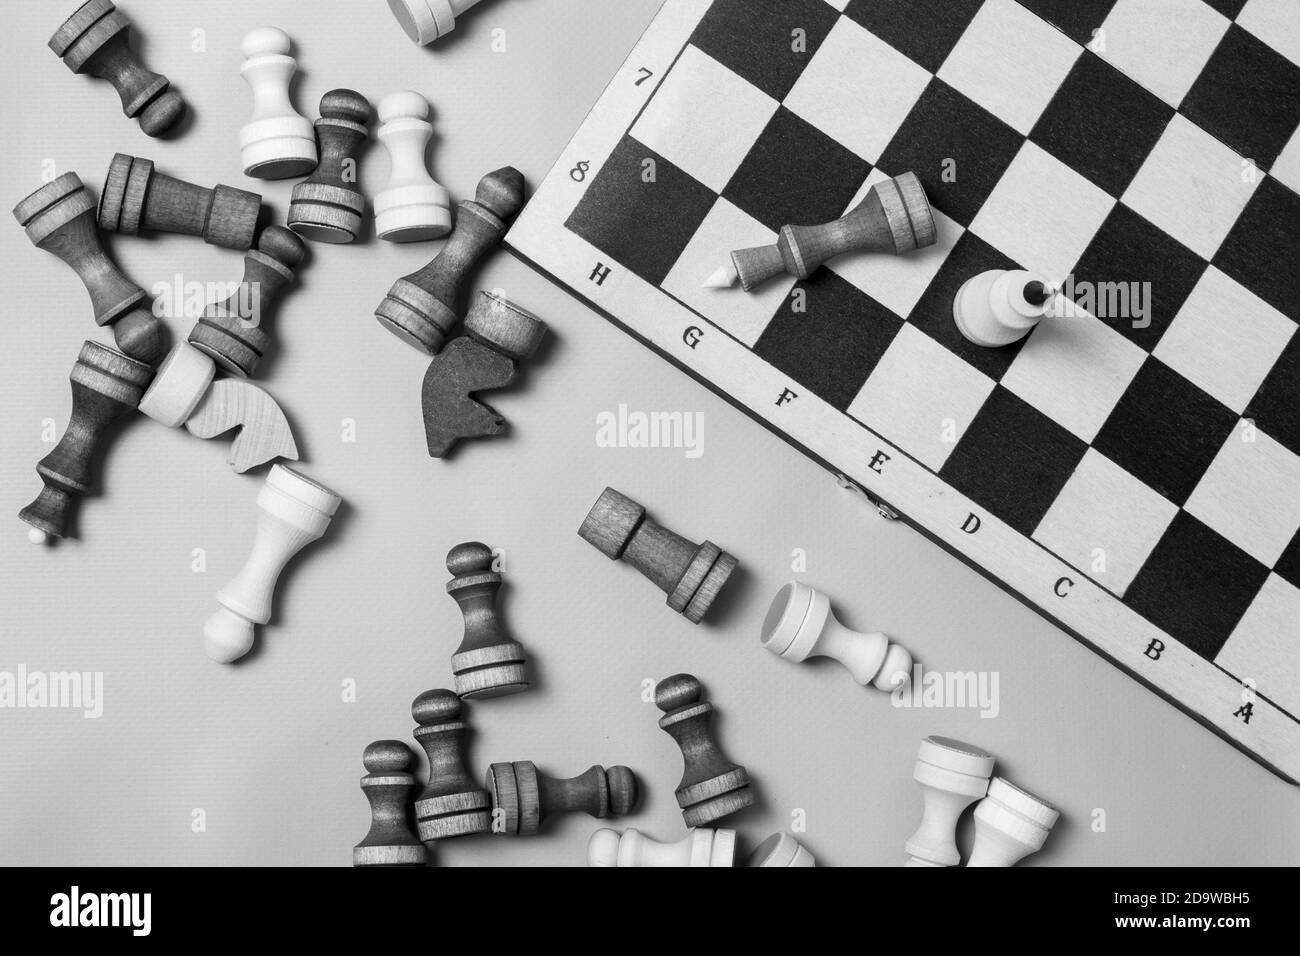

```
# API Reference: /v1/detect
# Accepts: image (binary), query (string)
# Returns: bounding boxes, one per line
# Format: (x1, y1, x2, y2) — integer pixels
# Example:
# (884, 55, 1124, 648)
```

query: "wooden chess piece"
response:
(445, 542, 528, 698)
(354, 740, 428, 867)
(387, 0, 485, 45)
(578, 487, 737, 623)
(706, 172, 936, 291)
(655, 674, 754, 827)
(486, 761, 638, 836)
(98, 153, 261, 250)
(187, 226, 308, 378)
(905, 736, 995, 867)
(375, 166, 525, 354)
(411, 689, 491, 841)
(954, 269, 1055, 348)
(203, 465, 342, 663)
(421, 293, 547, 458)
(239, 27, 317, 179)
(49, 0, 186, 137)
(587, 828, 735, 867)
(747, 832, 816, 867)
(20, 340, 153, 544)
(375, 91, 451, 242)
(13, 172, 167, 362)
(967, 777, 1059, 867)
(288, 89, 372, 244)
(761, 582, 913, 691)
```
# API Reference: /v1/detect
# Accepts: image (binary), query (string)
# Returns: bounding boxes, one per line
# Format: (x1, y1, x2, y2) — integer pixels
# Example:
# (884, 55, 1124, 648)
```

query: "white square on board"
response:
(1185, 430, 1300, 567)
(821, 0, 850, 11)
(661, 197, 796, 347)
(1270, 122, 1300, 194)
(937, 0, 1081, 135)
(1096, 0, 1230, 107)
(1001, 308, 1147, 442)
(1033, 448, 1179, 595)
(970, 142, 1115, 280)
(829, 170, 963, 319)
(630, 45, 778, 193)
(784, 16, 931, 163)
(1217, 574, 1300, 718)
(1153, 267, 1296, 414)
(1122, 115, 1258, 260)
(846, 323, 996, 471)
(1238, 0, 1300, 66)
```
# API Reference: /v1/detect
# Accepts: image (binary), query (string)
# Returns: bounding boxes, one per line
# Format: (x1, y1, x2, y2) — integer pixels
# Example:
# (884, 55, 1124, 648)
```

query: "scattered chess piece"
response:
(375, 91, 451, 242)
(705, 172, 936, 291)
(239, 27, 317, 179)
(747, 832, 816, 867)
(655, 674, 754, 827)
(187, 226, 308, 378)
(954, 269, 1055, 348)
(19, 341, 153, 544)
(422, 292, 547, 458)
(967, 777, 1060, 867)
(411, 689, 491, 841)
(13, 172, 166, 362)
(353, 740, 428, 867)
(487, 761, 638, 836)
(98, 153, 261, 250)
(203, 464, 342, 663)
(587, 827, 735, 867)
(578, 488, 737, 623)
(904, 736, 995, 867)
(761, 581, 913, 691)
(375, 166, 525, 354)
(49, 0, 186, 137)
(288, 89, 372, 243)
(445, 542, 528, 698)
(387, 0, 485, 45)
(138, 343, 298, 472)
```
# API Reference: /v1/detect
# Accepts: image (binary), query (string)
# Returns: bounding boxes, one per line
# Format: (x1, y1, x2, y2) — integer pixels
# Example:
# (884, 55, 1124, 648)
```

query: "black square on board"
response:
(1069, 204, 1208, 352)
(1276, 531, 1300, 590)
(1030, 52, 1173, 196)
(1214, 177, 1300, 323)
(565, 136, 718, 288)
(1092, 357, 1238, 506)
(939, 386, 1088, 537)
(1015, 0, 1119, 45)
(1181, 24, 1300, 169)
(1200, 0, 1248, 20)
(909, 230, 1026, 380)
(1125, 511, 1269, 662)
(689, 0, 839, 101)
(843, 0, 983, 73)
(722, 107, 872, 232)
(1245, 332, 1300, 459)
(753, 271, 902, 411)
(876, 79, 1024, 227)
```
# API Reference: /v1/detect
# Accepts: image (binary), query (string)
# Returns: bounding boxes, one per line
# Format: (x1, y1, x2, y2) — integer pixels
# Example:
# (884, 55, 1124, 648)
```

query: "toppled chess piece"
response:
(761, 581, 912, 691)
(954, 268, 1055, 348)
(746, 833, 816, 867)
(353, 740, 428, 867)
(904, 735, 994, 867)
(20, 341, 153, 544)
(375, 91, 451, 242)
(587, 827, 735, 867)
(655, 674, 755, 827)
(421, 292, 547, 458)
(239, 27, 317, 179)
(49, 0, 186, 137)
(387, 0, 486, 45)
(578, 487, 737, 623)
(411, 689, 491, 841)
(289, 89, 373, 244)
(486, 761, 638, 835)
(446, 542, 528, 698)
(967, 777, 1059, 867)
(13, 172, 167, 362)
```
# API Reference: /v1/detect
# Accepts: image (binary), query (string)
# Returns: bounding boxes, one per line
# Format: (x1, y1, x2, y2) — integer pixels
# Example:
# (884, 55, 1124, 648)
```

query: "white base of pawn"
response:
(967, 777, 1059, 867)
(953, 269, 1053, 347)
(904, 736, 995, 867)
(240, 118, 318, 180)
(375, 185, 452, 242)
(388, 0, 463, 44)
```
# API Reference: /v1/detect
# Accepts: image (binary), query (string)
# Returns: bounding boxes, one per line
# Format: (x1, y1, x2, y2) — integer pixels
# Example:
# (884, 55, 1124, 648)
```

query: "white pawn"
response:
(761, 581, 912, 691)
(239, 27, 318, 179)
(953, 269, 1054, 347)
(204, 465, 342, 663)
(747, 832, 816, 867)
(904, 736, 994, 867)
(967, 777, 1059, 867)
(375, 91, 452, 242)
(587, 828, 735, 867)
(387, 0, 484, 45)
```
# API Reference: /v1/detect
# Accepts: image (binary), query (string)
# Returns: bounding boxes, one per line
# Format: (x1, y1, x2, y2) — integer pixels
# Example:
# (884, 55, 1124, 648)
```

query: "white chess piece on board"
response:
(967, 777, 1060, 867)
(953, 268, 1055, 347)
(239, 27, 317, 179)
(387, 0, 485, 45)
(375, 91, 452, 242)
(904, 736, 995, 867)
(587, 827, 735, 867)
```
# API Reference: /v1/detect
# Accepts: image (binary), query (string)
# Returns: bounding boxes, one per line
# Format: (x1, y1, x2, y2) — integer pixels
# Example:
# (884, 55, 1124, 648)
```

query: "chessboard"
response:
(506, 0, 1300, 782)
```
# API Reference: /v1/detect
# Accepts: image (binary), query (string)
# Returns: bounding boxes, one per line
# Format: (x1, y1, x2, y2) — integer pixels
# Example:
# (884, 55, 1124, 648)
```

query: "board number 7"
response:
(635, 67, 653, 86)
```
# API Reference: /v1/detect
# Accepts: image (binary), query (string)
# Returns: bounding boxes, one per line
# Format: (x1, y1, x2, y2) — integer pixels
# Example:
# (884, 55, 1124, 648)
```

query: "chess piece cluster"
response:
(905, 736, 1059, 867)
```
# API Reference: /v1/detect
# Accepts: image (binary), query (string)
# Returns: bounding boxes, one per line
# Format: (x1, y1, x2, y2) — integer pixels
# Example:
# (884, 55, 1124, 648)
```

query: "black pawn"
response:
(412, 690, 490, 841)
(446, 542, 529, 699)
(353, 740, 427, 867)
(288, 89, 372, 243)
(487, 761, 639, 836)
(656, 674, 754, 827)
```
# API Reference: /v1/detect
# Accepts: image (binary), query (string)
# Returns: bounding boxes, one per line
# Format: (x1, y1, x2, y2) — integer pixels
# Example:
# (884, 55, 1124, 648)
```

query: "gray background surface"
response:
(0, 0, 1296, 867)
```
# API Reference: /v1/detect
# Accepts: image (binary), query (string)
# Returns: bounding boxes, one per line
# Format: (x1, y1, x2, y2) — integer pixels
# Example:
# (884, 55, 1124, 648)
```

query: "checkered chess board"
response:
(506, 0, 1300, 782)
